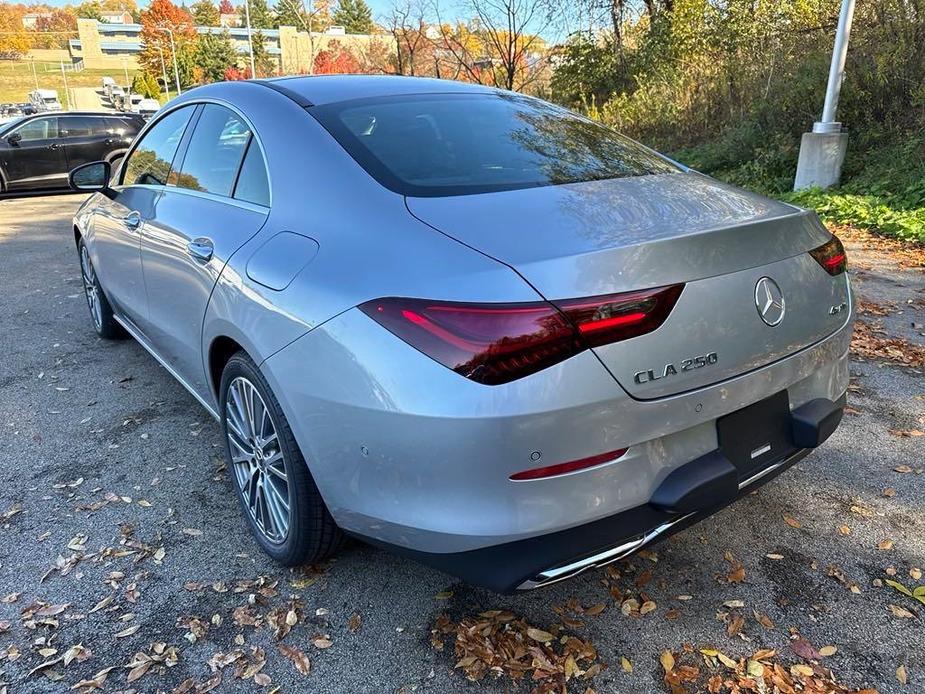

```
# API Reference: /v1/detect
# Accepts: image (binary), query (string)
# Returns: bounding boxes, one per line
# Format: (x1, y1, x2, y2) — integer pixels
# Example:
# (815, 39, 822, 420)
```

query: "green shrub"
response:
(782, 189, 925, 244)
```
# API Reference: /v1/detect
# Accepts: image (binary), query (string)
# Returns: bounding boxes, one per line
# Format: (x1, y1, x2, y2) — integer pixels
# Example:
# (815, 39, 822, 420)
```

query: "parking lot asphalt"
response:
(0, 193, 923, 693)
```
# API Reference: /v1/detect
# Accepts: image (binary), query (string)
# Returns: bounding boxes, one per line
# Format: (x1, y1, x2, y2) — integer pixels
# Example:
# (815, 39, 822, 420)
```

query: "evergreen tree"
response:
(194, 30, 238, 81)
(243, 0, 275, 29)
(251, 30, 277, 76)
(274, 0, 306, 29)
(191, 0, 220, 25)
(332, 0, 372, 34)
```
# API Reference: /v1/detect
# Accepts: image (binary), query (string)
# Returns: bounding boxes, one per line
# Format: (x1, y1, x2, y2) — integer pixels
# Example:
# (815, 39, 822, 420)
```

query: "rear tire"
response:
(220, 351, 344, 566)
(77, 236, 126, 339)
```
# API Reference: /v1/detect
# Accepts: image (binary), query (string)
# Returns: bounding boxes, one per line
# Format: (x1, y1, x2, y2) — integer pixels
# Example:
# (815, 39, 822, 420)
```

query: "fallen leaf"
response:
(278, 644, 311, 675)
(660, 650, 675, 673)
(783, 514, 802, 528)
(527, 628, 554, 643)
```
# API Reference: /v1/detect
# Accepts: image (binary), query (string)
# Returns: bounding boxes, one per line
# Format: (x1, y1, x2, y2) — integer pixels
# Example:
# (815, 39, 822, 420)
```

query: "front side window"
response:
(175, 105, 251, 196)
(311, 92, 679, 197)
(122, 106, 194, 187)
(15, 117, 58, 141)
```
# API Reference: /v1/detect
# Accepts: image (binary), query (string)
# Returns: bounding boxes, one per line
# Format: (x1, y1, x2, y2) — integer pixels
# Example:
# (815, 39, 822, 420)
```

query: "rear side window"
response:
(15, 117, 58, 141)
(175, 105, 250, 197)
(61, 117, 96, 137)
(106, 117, 140, 134)
(233, 139, 270, 207)
(311, 92, 679, 197)
(122, 106, 194, 187)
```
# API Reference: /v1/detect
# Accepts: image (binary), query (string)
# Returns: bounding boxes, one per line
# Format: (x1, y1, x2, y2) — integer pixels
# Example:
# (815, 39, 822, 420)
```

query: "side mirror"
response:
(6, 132, 21, 146)
(69, 160, 113, 196)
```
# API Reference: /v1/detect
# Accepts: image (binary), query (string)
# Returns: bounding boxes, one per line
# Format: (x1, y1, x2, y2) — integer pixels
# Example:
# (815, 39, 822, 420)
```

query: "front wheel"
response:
(219, 352, 344, 565)
(78, 237, 125, 339)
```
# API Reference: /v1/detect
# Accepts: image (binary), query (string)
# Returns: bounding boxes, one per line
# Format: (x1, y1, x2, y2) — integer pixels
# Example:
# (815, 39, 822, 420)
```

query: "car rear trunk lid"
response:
(406, 172, 851, 398)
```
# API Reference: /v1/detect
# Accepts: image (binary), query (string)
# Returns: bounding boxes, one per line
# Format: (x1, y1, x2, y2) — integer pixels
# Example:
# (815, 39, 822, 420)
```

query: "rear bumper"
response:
(356, 393, 844, 592)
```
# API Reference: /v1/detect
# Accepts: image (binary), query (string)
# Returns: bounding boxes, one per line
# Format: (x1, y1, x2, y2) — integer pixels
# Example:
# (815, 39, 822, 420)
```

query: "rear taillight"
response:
(359, 284, 683, 385)
(553, 284, 685, 348)
(809, 236, 847, 275)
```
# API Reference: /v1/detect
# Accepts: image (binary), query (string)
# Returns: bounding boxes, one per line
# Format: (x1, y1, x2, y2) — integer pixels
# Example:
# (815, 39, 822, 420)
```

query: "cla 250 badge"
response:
(634, 352, 718, 384)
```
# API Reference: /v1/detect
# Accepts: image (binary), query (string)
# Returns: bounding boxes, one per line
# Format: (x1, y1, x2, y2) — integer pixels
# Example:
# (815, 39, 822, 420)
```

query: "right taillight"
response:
(358, 284, 683, 385)
(809, 236, 847, 275)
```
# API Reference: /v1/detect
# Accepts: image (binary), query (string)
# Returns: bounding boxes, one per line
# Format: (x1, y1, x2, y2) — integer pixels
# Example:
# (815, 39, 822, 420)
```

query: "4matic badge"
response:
(634, 352, 718, 384)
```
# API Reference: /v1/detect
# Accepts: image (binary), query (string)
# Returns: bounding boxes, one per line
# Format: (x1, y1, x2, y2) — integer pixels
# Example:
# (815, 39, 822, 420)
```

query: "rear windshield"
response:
(310, 92, 679, 197)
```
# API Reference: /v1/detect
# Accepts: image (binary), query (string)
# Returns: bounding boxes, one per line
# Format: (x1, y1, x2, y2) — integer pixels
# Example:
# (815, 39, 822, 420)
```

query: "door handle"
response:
(187, 238, 214, 263)
(48, 143, 59, 150)
(122, 211, 141, 231)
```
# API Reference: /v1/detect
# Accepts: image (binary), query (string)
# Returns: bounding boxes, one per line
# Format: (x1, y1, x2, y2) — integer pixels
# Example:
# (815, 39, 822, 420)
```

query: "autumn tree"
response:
(219, 0, 235, 13)
(384, 0, 433, 76)
(139, 0, 197, 88)
(191, 0, 221, 25)
(32, 9, 78, 50)
(0, 5, 30, 57)
(313, 39, 360, 72)
(333, 0, 373, 34)
(461, 0, 553, 91)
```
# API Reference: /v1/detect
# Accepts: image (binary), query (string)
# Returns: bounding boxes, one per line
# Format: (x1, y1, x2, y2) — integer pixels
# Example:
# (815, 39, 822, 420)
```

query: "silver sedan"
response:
(69, 76, 853, 592)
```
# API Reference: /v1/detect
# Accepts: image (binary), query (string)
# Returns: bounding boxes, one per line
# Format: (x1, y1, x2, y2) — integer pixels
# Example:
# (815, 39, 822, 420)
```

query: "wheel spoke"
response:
(263, 478, 289, 536)
(224, 376, 290, 545)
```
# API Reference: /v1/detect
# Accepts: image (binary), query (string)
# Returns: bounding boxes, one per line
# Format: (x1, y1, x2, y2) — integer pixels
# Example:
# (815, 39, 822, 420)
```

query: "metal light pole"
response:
(60, 61, 69, 110)
(793, 0, 856, 190)
(31, 59, 39, 90)
(243, 0, 257, 78)
(816, 0, 856, 134)
(158, 26, 183, 96)
(158, 45, 171, 99)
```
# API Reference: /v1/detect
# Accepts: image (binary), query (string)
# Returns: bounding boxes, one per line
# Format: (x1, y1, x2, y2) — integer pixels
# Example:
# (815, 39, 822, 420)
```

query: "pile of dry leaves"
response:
(660, 643, 880, 694)
(430, 610, 601, 693)
(851, 320, 925, 367)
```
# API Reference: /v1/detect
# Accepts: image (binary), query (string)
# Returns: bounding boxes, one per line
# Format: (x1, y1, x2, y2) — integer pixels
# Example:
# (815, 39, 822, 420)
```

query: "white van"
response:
(101, 76, 115, 96)
(29, 89, 62, 112)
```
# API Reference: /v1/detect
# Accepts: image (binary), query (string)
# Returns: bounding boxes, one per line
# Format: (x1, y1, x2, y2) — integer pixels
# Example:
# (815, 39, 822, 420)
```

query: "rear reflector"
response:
(359, 284, 683, 385)
(809, 236, 847, 275)
(510, 448, 628, 481)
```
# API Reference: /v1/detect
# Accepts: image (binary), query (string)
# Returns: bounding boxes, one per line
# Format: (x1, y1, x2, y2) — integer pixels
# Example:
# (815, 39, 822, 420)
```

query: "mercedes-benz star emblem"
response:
(755, 277, 785, 326)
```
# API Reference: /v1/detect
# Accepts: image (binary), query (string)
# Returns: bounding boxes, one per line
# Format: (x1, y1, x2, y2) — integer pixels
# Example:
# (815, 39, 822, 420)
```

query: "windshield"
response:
(0, 117, 25, 134)
(310, 92, 679, 197)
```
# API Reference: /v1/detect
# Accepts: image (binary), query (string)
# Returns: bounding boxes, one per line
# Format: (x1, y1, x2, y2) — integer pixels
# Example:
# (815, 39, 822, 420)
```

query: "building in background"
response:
(22, 12, 53, 29)
(69, 18, 392, 73)
(99, 10, 135, 24)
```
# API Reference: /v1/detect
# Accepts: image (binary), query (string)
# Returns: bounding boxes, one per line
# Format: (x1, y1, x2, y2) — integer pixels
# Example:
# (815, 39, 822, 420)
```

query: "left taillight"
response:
(809, 236, 847, 276)
(358, 284, 683, 385)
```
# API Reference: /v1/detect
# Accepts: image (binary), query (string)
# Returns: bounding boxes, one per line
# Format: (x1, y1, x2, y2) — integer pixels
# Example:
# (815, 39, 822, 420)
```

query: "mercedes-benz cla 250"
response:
(69, 76, 852, 592)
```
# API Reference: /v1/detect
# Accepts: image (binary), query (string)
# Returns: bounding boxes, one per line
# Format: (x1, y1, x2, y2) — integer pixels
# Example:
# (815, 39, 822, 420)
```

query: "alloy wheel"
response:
(225, 376, 291, 544)
(80, 244, 102, 331)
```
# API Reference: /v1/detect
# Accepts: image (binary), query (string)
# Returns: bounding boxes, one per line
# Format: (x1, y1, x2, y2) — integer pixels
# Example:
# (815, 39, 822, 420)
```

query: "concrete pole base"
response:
(793, 130, 848, 191)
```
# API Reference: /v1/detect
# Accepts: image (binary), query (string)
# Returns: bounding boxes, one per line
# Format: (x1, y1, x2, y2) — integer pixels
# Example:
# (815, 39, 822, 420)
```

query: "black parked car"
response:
(0, 112, 144, 193)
